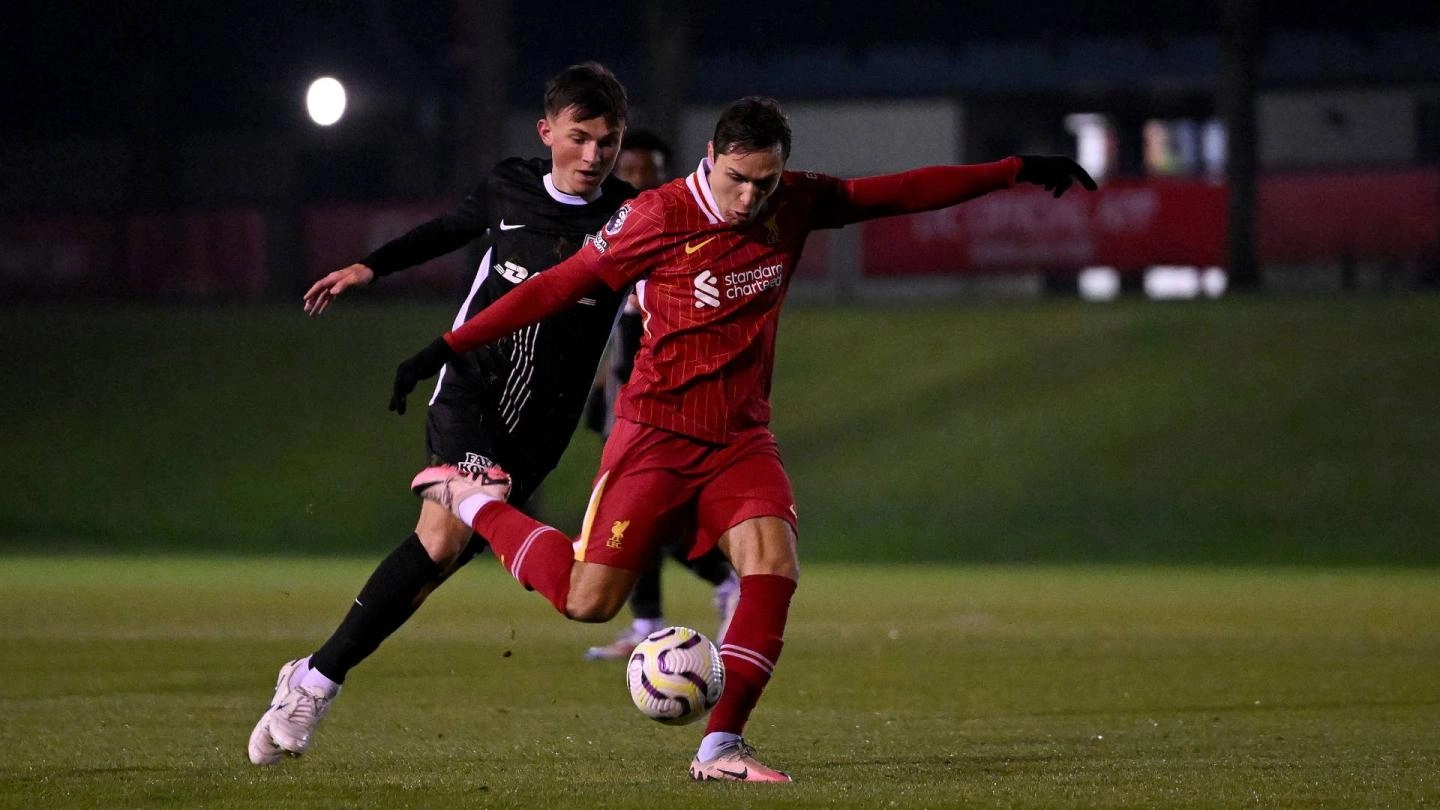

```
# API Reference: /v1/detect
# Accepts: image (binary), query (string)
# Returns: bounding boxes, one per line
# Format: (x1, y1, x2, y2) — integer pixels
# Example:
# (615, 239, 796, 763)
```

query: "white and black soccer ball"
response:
(626, 626, 725, 725)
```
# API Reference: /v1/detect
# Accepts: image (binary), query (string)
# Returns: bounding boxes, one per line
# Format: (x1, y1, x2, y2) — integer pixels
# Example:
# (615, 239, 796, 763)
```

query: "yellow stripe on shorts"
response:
(574, 470, 610, 562)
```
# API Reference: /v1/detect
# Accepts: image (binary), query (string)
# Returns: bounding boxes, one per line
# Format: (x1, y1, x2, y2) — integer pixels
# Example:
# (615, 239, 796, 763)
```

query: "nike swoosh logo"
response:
(499, 221, 525, 231)
(685, 236, 717, 254)
(716, 767, 749, 779)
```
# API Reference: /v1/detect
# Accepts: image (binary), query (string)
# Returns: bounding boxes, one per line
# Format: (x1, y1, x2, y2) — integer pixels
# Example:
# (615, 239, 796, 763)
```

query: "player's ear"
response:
(537, 117, 554, 147)
(706, 141, 716, 163)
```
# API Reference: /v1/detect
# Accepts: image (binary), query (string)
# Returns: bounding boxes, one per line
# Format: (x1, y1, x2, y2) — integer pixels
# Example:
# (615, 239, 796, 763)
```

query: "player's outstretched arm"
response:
(833, 155, 1096, 225)
(313, 189, 489, 317)
(1015, 155, 1098, 198)
(839, 159, 1017, 222)
(388, 254, 610, 414)
(302, 263, 376, 316)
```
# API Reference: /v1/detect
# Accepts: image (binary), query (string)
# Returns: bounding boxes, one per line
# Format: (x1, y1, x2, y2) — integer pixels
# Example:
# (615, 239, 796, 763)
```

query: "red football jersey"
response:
(578, 159, 854, 443)
(441, 156, 1021, 443)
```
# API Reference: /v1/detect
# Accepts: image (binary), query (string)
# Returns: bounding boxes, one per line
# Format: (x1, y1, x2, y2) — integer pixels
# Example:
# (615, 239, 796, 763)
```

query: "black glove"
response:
(1016, 155, 1098, 198)
(390, 336, 456, 415)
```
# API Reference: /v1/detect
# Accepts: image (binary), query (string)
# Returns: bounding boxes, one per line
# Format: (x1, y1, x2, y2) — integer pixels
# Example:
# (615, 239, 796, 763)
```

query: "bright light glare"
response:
(1078, 266, 1121, 302)
(1142, 266, 1229, 300)
(306, 77, 346, 126)
(1201, 267, 1228, 298)
(1144, 265, 1201, 300)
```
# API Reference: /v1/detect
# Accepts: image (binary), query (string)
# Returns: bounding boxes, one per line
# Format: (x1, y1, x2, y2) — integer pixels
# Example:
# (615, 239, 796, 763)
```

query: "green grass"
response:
(5, 298, 1436, 805)
(2, 296, 1440, 562)
(1, 558, 1437, 808)
(3, 296, 1437, 563)
(773, 297, 1440, 563)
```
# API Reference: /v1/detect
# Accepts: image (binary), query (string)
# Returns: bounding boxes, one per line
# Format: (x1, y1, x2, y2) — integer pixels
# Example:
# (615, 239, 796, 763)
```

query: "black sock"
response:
(628, 555, 664, 619)
(309, 534, 441, 683)
(677, 546, 733, 587)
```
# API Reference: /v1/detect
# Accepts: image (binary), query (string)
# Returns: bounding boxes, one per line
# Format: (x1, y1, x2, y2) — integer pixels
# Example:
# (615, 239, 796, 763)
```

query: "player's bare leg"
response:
(689, 516, 798, 782)
(415, 499, 479, 577)
(718, 516, 799, 580)
(566, 561, 641, 622)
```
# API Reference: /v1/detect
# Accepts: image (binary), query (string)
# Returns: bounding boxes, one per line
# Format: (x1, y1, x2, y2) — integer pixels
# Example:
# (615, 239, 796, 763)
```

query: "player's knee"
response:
(767, 557, 801, 581)
(563, 579, 631, 623)
(563, 562, 637, 622)
(564, 593, 624, 623)
(740, 554, 799, 581)
(721, 517, 800, 580)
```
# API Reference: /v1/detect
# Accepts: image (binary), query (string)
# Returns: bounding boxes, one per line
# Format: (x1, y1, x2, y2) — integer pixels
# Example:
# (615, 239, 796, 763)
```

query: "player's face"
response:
(616, 148, 667, 191)
(706, 142, 785, 226)
(538, 105, 624, 196)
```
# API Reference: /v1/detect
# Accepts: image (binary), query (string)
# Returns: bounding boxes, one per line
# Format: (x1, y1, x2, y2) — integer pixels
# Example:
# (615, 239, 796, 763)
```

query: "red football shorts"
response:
(575, 418, 797, 571)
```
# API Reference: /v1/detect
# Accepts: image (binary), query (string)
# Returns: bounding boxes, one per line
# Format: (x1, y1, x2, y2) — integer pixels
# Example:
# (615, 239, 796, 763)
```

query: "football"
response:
(626, 626, 725, 725)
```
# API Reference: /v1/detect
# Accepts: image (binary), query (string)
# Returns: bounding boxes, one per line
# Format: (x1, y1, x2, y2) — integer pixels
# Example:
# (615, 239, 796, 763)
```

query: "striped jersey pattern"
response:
(575, 158, 853, 443)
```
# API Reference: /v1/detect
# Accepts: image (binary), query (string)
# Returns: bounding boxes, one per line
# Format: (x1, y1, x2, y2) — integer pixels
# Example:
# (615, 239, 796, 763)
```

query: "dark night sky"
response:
(6, 0, 1437, 140)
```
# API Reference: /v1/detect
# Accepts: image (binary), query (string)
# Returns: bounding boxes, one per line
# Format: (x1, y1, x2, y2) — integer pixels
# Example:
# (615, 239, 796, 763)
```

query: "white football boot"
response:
(247, 658, 339, 765)
(689, 738, 792, 782)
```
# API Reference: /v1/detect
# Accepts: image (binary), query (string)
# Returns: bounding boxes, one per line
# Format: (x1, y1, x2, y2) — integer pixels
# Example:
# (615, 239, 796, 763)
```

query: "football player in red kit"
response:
(391, 96, 1096, 782)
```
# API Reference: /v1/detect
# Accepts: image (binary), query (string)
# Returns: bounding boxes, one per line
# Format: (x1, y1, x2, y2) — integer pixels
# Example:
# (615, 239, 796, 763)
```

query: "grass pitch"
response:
(4, 296, 1439, 564)
(2, 557, 1437, 808)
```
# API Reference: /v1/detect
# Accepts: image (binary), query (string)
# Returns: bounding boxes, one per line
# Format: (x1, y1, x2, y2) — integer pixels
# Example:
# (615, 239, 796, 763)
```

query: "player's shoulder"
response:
(617, 179, 686, 220)
(781, 168, 841, 190)
(596, 182, 682, 246)
(632, 177, 695, 216)
(770, 169, 842, 210)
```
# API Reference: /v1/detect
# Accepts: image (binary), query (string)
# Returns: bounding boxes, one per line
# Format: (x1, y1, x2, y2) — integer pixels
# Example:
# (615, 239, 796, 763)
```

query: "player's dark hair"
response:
(712, 96, 791, 161)
(544, 62, 628, 125)
(620, 128, 672, 165)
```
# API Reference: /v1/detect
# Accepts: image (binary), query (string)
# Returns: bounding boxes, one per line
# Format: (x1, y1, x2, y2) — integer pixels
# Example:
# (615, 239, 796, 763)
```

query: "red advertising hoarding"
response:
(3, 170, 1435, 298)
(1258, 171, 1440, 263)
(124, 210, 268, 300)
(860, 170, 1439, 277)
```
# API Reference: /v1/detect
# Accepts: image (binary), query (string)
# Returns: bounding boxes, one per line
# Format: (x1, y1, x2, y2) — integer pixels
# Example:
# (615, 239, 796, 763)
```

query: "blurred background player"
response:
(391, 96, 1096, 781)
(582, 129, 740, 661)
(247, 63, 635, 766)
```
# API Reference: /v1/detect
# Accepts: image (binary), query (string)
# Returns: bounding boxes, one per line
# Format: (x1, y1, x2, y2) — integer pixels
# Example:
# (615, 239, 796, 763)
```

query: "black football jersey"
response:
(362, 157, 633, 465)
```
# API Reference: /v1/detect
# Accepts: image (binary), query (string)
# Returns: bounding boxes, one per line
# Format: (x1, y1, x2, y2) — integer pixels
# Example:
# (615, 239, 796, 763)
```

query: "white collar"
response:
(684, 157, 724, 224)
(543, 172, 603, 205)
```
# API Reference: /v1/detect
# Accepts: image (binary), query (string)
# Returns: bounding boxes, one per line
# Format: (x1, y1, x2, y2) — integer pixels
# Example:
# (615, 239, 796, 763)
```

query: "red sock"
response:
(705, 574, 797, 736)
(471, 502, 573, 614)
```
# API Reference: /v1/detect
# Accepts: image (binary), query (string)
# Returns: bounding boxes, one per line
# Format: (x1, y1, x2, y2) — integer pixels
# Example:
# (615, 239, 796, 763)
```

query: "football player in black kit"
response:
(248, 62, 634, 766)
